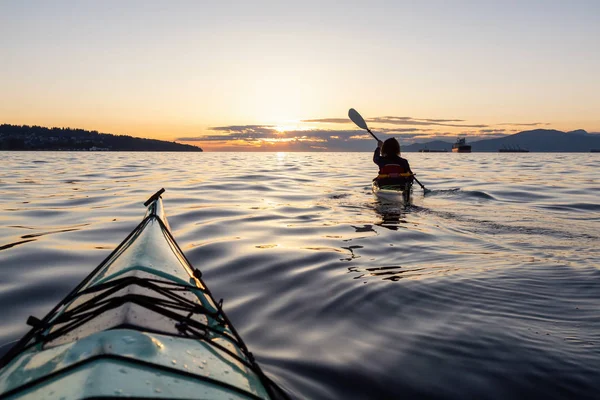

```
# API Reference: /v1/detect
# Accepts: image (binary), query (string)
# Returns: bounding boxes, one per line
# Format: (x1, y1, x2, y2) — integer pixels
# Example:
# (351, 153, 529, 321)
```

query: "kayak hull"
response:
(0, 330, 265, 400)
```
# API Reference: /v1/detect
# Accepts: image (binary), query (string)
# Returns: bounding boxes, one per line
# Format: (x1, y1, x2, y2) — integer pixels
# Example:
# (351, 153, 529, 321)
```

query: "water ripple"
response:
(1, 151, 599, 399)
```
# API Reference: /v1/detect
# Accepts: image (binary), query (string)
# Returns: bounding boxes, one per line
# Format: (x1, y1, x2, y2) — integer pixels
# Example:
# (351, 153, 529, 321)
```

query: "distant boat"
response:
(592, 149, 600, 153)
(452, 137, 471, 153)
(499, 145, 529, 153)
(419, 147, 448, 153)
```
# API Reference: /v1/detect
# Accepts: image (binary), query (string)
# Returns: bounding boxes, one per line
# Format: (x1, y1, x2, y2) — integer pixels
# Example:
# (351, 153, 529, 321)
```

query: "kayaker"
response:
(373, 138, 414, 187)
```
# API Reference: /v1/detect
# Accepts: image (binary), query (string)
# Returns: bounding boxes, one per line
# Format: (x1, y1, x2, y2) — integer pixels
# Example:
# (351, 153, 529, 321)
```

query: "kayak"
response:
(372, 180, 412, 204)
(0, 189, 290, 400)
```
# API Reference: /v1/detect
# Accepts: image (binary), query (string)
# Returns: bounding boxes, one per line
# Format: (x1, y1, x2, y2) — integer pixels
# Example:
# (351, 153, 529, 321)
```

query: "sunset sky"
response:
(1, 0, 599, 151)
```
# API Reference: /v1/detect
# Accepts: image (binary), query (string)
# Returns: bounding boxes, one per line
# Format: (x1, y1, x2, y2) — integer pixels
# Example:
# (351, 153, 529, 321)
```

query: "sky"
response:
(1, 0, 599, 151)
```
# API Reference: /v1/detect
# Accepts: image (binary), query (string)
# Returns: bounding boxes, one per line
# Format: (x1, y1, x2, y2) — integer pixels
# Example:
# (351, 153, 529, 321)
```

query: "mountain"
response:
(404, 129, 600, 152)
(0, 124, 203, 151)
(471, 129, 600, 152)
(567, 129, 590, 136)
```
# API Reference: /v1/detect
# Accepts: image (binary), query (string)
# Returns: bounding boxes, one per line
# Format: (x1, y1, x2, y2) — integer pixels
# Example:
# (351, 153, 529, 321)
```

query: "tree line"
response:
(0, 124, 202, 151)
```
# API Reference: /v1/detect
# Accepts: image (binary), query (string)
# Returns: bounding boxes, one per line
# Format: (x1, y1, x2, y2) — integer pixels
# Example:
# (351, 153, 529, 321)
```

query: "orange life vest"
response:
(377, 164, 413, 180)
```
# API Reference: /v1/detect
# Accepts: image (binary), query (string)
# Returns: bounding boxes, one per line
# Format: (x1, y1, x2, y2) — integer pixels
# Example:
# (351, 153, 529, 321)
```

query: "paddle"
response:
(348, 108, 431, 194)
(348, 108, 379, 141)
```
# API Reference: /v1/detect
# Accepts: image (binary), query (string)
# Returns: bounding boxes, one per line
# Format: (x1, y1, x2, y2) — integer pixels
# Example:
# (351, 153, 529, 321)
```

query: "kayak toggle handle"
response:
(143, 188, 165, 206)
(175, 311, 194, 334)
(215, 299, 226, 325)
(26, 316, 47, 330)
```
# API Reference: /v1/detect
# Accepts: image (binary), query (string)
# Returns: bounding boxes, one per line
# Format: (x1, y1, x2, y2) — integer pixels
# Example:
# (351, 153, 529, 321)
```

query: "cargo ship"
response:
(452, 137, 471, 153)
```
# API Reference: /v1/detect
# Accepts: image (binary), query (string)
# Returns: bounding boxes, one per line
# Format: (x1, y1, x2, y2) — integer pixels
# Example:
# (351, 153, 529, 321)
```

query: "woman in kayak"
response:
(373, 138, 414, 187)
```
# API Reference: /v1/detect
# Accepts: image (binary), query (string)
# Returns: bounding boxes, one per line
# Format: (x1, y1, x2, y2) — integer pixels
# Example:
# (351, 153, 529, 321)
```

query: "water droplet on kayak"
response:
(114, 389, 123, 395)
(201, 359, 207, 364)
(154, 388, 162, 393)
(186, 350, 192, 355)
(198, 364, 204, 369)
(224, 370, 230, 374)
(122, 336, 136, 344)
(184, 364, 188, 369)
(171, 359, 177, 365)
(145, 380, 151, 385)
(119, 368, 127, 374)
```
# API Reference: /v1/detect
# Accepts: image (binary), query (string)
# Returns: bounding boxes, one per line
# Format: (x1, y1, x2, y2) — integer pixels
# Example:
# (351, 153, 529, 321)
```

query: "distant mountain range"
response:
(403, 129, 600, 152)
(0, 124, 203, 152)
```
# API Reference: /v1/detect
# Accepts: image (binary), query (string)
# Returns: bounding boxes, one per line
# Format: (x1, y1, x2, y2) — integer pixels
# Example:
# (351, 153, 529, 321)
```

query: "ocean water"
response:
(1, 151, 599, 399)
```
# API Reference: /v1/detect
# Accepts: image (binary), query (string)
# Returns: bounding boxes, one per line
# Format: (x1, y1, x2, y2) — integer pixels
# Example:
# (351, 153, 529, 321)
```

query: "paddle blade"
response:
(348, 108, 369, 130)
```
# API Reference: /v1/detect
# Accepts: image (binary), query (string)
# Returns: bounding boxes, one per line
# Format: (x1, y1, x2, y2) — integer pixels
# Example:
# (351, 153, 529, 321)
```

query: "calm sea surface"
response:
(1, 151, 599, 399)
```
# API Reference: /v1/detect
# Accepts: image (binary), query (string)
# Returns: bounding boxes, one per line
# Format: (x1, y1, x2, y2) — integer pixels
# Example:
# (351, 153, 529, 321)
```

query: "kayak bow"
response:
(0, 189, 289, 400)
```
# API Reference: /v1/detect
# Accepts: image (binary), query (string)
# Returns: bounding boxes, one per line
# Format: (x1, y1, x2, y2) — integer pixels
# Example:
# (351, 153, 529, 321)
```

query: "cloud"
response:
(420, 118, 465, 123)
(177, 124, 435, 143)
(379, 127, 432, 134)
(301, 118, 351, 124)
(369, 116, 488, 128)
(304, 115, 488, 128)
(209, 125, 276, 133)
(175, 119, 551, 151)
(479, 128, 507, 134)
(178, 125, 279, 141)
(178, 126, 360, 143)
(375, 116, 466, 123)
(496, 122, 547, 126)
(177, 125, 412, 151)
(305, 115, 553, 131)
(349, 134, 372, 140)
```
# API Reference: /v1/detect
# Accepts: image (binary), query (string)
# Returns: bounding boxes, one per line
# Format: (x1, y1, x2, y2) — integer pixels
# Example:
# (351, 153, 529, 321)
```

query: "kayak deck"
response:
(0, 189, 288, 399)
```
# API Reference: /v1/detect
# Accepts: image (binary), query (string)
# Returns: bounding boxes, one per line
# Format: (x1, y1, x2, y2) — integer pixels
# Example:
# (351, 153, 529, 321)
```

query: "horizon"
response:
(4, 123, 599, 152)
(1, 1, 599, 151)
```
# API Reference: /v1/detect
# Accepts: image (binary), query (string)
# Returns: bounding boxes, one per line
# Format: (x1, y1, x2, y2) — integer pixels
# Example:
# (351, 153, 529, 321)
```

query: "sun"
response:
(273, 124, 314, 134)
(274, 125, 295, 134)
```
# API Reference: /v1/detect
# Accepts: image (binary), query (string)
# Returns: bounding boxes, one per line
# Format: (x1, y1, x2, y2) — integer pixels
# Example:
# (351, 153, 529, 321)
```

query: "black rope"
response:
(20, 278, 243, 355)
